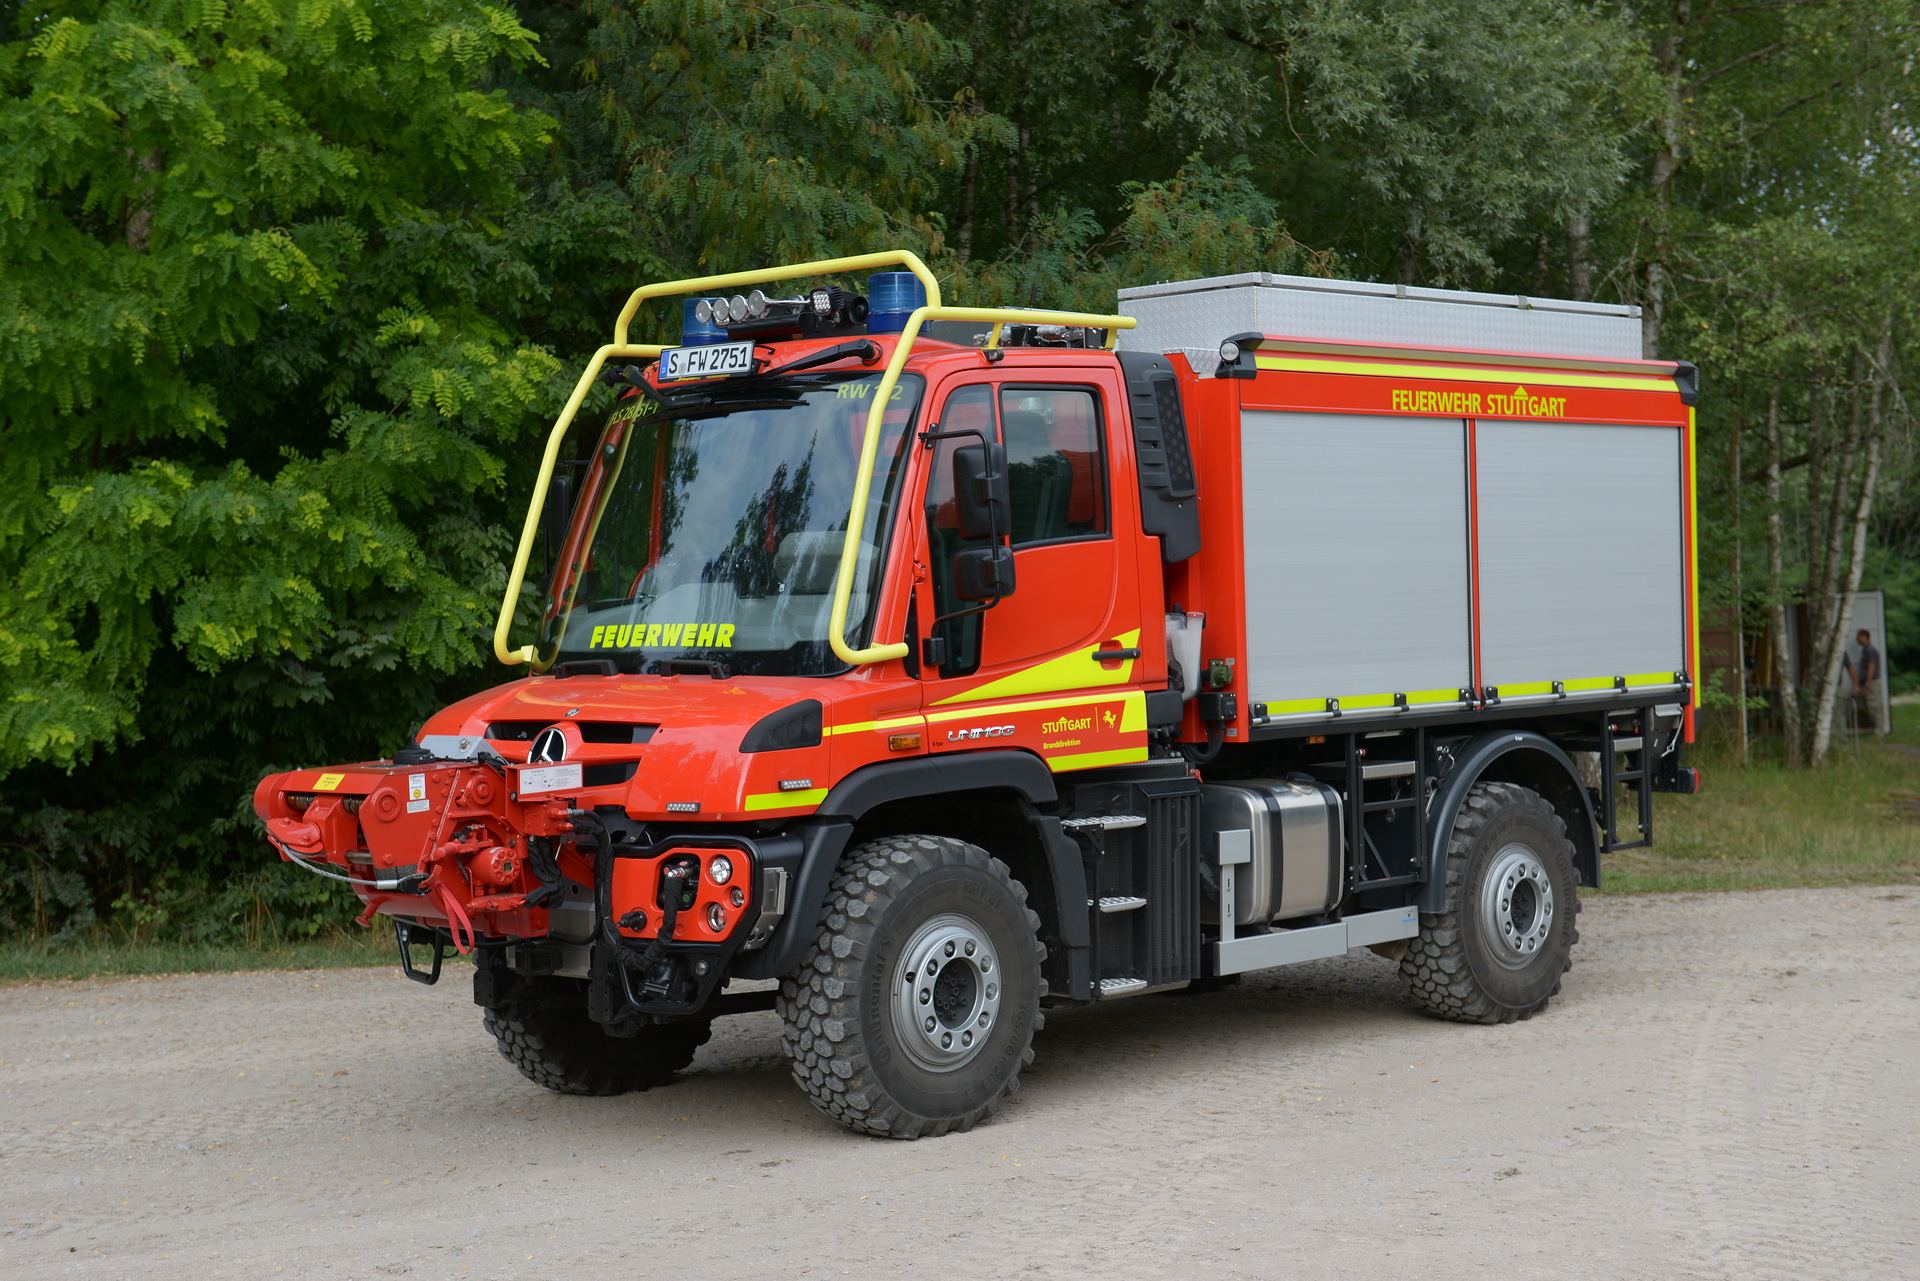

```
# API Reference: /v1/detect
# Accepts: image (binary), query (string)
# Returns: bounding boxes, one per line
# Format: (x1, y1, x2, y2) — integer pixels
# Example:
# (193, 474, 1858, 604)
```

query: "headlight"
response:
(707, 855, 733, 885)
(706, 902, 727, 932)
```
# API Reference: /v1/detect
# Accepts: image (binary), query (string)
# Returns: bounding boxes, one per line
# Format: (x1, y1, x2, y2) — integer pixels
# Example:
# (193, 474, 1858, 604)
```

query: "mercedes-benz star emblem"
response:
(529, 727, 568, 764)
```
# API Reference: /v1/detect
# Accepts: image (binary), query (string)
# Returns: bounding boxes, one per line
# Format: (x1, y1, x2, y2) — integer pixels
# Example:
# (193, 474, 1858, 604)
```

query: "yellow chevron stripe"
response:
(743, 788, 827, 812)
(931, 630, 1141, 705)
(1253, 353, 1674, 393)
(1044, 746, 1149, 772)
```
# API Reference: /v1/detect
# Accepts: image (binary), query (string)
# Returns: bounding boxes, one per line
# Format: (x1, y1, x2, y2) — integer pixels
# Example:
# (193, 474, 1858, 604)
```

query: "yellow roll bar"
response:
(491, 250, 1134, 670)
(825, 305, 1134, 666)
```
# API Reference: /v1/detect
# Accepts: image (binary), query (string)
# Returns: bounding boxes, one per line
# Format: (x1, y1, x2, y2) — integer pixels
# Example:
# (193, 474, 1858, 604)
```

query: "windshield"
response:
(540, 371, 923, 676)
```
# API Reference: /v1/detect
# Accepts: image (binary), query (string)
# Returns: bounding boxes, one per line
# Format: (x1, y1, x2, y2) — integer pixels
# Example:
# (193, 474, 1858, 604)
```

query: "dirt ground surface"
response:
(4, 885, 1917, 1281)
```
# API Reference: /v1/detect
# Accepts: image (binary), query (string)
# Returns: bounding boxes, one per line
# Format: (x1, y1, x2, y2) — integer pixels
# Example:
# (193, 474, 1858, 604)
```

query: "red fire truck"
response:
(254, 251, 1702, 1138)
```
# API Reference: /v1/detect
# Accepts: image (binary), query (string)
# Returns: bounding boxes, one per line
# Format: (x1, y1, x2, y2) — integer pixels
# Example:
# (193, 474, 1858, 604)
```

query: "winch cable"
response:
(582, 809, 691, 1005)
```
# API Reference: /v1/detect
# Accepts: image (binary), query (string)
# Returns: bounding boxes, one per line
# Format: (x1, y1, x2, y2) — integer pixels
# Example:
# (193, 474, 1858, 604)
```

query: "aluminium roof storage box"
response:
(1117, 271, 1696, 733)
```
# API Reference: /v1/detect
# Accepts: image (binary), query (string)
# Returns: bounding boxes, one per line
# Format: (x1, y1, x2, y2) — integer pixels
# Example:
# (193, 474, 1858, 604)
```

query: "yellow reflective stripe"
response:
(925, 690, 1134, 725)
(1266, 697, 1328, 716)
(743, 788, 827, 812)
(1251, 354, 1674, 393)
(932, 630, 1142, 705)
(1686, 406, 1701, 701)
(1495, 674, 1684, 695)
(824, 715, 924, 737)
(1045, 746, 1149, 772)
(1119, 690, 1146, 733)
(1264, 689, 1465, 716)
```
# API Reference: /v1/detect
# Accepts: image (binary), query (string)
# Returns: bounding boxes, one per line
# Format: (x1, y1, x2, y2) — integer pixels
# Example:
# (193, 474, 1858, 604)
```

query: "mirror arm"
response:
(931, 596, 1003, 628)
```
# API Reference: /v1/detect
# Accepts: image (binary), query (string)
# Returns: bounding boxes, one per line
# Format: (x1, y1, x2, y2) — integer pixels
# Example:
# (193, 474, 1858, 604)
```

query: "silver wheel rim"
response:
(1481, 843, 1555, 969)
(889, 912, 1002, 1073)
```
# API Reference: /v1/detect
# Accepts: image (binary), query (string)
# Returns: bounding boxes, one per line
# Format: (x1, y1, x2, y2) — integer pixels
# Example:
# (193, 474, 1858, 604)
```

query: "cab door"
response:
(914, 372, 1149, 771)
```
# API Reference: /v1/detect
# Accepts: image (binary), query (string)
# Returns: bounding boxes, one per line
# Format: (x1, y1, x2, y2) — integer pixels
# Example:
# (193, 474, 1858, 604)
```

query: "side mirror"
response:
(952, 443, 1011, 541)
(952, 546, 1016, 601)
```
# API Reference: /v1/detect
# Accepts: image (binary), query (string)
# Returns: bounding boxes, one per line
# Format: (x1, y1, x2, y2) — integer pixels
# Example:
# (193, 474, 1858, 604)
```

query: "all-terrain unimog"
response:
(256, 251, 1702, 1136)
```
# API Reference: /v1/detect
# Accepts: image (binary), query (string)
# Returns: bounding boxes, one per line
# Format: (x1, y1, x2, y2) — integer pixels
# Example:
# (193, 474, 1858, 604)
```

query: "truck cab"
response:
(254, 252, 1699, 1137)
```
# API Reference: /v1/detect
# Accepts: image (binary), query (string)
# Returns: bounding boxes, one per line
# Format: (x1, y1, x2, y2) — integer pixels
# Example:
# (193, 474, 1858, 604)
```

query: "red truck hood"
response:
(419, 673, 855, 820)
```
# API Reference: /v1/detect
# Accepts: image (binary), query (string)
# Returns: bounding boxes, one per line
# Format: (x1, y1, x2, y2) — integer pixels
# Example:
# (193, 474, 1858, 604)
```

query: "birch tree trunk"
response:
(1807, 329, 1892, 765)
(1730, 404, 1747, 766)
(1800, 363, 1865, 760)
(1808, 428, 1882, 764)
(1764, 386, 1802, 764)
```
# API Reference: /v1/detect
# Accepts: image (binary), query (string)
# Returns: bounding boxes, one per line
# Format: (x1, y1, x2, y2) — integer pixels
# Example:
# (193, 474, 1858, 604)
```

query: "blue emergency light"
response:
(866, 272, 928, 333)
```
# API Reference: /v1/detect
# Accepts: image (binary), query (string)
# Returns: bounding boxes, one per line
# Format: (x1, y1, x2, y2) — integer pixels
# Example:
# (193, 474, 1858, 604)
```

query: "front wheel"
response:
(484, 978, 712, 1096)
(1400, 781, 1581, 1024)
(778, 835, 1046, 1138)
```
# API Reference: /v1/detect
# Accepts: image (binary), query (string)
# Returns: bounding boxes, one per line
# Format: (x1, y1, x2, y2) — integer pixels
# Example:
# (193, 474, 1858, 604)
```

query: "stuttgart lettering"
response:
(1389, 384, 1569, 419)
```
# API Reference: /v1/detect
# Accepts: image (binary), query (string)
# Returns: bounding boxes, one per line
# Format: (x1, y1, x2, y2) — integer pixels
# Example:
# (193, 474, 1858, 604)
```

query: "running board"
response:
(1214, 906, 1420, 977)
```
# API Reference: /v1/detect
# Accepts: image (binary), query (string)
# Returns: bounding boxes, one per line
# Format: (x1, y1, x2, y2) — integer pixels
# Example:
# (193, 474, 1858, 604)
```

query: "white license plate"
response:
(518, 762, 582, 796)
(658, 341, 755, 382)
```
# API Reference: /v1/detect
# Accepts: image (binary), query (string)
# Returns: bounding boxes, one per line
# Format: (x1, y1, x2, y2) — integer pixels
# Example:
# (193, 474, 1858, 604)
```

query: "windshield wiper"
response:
(750, 340, 879, 380)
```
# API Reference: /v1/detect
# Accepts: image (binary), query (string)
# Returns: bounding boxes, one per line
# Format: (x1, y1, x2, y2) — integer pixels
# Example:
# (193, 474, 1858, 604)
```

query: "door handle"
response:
(1093, 648, 1141, 662)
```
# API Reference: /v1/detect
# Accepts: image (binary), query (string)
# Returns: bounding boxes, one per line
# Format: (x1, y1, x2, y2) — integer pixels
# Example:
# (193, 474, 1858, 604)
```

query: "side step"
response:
(1214, 906, 1420, 977)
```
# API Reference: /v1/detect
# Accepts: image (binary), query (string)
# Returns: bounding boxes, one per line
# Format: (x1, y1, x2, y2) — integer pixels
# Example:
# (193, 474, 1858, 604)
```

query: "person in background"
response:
(1846, 628, 1880, 732)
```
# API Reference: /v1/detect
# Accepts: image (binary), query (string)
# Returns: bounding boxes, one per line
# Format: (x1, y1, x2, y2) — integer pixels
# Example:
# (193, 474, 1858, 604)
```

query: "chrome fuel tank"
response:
(1200, 778, 1343, 925)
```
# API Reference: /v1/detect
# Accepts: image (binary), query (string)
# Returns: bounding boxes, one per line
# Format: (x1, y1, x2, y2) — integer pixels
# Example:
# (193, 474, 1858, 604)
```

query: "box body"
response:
(1137, 273, 1697, 733)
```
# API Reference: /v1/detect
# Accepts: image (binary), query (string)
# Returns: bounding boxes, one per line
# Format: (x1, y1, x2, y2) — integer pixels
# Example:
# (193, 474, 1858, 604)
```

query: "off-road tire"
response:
(1400, 781, 1581, 1025)
(777, 835, 1046, 1138)
(484, 983, 712, 1096)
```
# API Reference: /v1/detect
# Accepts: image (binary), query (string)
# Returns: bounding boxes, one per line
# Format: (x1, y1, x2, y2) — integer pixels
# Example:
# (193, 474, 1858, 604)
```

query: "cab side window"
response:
(1000, 386, 1107, 546)
(924, 385, 996, 676)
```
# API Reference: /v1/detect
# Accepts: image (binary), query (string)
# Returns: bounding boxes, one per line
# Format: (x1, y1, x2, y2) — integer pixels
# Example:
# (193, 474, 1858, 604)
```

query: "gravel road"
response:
(4, 884, 1917, 1280)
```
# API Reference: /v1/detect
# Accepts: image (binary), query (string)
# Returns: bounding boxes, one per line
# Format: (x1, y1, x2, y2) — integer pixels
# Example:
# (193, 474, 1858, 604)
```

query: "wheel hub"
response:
(1481, 843, 1555, 969)
(890, 913, 1002, 1072)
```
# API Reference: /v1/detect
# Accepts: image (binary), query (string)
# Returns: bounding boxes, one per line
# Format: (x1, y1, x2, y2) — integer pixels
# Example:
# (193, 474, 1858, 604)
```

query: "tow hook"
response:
(395, 919, 455, 985)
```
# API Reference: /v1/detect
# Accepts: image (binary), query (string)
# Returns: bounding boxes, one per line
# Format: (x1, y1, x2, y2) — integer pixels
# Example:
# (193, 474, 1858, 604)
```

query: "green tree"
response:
(0, 0, 563, 936)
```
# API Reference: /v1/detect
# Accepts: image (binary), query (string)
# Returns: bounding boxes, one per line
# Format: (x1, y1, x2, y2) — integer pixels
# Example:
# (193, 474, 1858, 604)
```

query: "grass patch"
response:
(1607, 703, 1920, 894)
(0, 928, 396, 984)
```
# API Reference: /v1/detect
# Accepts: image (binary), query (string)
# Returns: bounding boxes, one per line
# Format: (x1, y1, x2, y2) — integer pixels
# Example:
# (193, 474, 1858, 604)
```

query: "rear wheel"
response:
(484, 979, 712, 1096)
(778, 835, 1046, 1138)
(1400, 781, 1580, 1024)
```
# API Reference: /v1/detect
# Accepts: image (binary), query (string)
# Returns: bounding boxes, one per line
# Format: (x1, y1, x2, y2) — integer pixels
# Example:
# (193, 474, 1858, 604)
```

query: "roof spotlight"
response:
(727, 295, 749, 323)
(692, 298, 716, 325)
(809, 288, 833, 317)
(746, 290, 770, 318)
